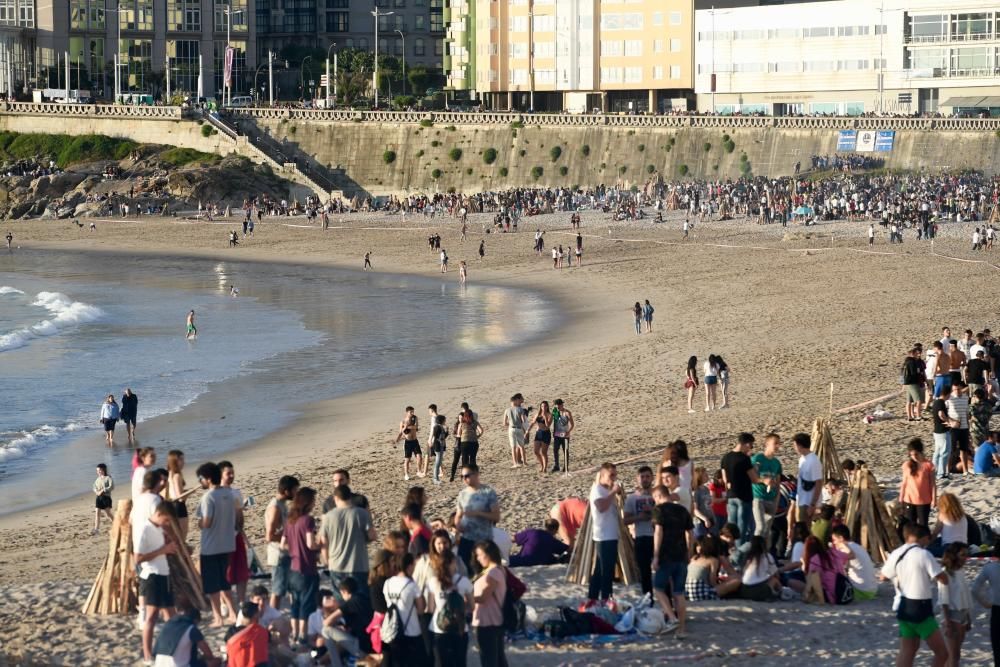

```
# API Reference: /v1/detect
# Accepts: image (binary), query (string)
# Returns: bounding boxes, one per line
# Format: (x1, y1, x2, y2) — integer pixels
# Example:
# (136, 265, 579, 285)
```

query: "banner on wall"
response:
(855, 130, 877, 152)
(875, 131, 895, 152)
(836, 130, 857, 151)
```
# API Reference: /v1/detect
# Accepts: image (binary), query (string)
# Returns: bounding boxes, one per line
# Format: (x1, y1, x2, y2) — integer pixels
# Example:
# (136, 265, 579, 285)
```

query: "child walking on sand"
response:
(92, 463, 114, 535)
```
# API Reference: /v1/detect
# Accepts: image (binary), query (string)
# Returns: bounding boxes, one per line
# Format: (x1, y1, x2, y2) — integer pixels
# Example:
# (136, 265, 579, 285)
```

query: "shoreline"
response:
(0, 239, 581, 523)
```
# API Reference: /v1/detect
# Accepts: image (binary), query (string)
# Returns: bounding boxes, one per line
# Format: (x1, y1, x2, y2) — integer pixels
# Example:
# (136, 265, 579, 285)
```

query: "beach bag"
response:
(635, 607, 666, 634)
(834, 573, 855, 605)
(501, 567, 527, 633)
(558, 608, 593, 635)
(380, 580, 415, 644)
(366, 612, 384, 654)
(435, 588, 466, 635)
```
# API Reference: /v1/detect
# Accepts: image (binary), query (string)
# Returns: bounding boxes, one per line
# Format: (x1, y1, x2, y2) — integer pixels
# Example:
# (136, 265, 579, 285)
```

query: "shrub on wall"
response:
(703, 142, 712, 152)
(419, 119, 433, 127)
(559, 165, 568, 176)
(382, 150, 396, 164)
(499, 167, 509, 177)
(549, 146, 562, 162)
(638, 144, 645, 152)
(646, 164, 655, 174)
(201, 124, 212, 137)
(449, 147, 463, 161)
(531, 166, 543, 179)
(483, 147, 498, 164)
(510, 120, 524, 129)
(678, 164, 689, 176)
(582, 144, 591, 156)
(431, 168, 442, 178)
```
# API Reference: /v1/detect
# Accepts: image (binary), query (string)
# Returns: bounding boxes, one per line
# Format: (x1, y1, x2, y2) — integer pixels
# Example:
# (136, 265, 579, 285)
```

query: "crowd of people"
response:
(807, 154, 885, 173)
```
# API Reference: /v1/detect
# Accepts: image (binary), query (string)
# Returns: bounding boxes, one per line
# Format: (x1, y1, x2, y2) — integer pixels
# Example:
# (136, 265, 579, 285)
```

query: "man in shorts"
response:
(551, 398, 575, 473)
(651, 481, 693, 638)
(902, 348, 925, 421)
(134, 502, 178, 662)
(197, 461, 237, 626)
(503, 393, 530, 468)
(186, 309, 197, 339)
(394, 406, 424, 481)
(880, 524, 948, 667)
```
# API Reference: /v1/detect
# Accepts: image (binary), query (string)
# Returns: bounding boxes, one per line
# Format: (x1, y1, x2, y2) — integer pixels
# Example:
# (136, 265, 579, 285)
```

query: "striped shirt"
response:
(947, 395, 970, 430)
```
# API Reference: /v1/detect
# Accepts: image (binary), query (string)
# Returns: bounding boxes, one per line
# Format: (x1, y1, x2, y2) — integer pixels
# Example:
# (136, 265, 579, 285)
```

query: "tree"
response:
(336, 68, 369, 105)
(407, 65, 430, 97)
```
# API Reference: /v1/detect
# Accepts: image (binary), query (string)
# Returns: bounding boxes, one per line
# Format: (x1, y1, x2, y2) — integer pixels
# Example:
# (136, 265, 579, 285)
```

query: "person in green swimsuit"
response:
(186, 310, 197, 339)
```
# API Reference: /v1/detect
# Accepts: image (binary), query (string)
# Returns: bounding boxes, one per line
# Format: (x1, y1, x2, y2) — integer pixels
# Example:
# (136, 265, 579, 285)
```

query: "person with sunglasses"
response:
(454, 464, 499, 576)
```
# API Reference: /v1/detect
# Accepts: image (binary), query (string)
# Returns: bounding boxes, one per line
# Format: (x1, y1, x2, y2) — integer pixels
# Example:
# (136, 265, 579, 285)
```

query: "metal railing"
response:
(0, 102, 184, 118)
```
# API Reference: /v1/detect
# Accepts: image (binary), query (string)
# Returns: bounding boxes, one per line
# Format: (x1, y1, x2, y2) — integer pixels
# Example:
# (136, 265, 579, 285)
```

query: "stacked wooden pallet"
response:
(82, 499, 137, 615)
(843, 466, 901, 565)
(566, 497, 639, 587)
(811, 417, 845, 482)
(164, 516, 208, 610)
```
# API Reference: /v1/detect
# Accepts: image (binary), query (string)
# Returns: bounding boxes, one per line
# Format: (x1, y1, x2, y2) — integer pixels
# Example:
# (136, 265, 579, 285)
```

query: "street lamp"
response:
(371, 7, 394, 108)
(301, 55, 312, 102)
(326, 42, 336, 107)
(223, 4, 245, 107)
(102, 5, 125, 102)
(395, 29, 406, 97)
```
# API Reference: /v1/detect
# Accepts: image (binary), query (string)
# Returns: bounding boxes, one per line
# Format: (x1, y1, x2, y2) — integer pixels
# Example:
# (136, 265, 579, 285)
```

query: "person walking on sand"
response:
(478, 240, 485, 261)
(186, 310, 197, 340)
(632, 302, 642, 335)
(642, 300, 654, 333)
(551, 398, 574, 473)
(100, 394, 120, 446)
(440, 248, 449, 273)
(881, 523, 949, 667)
(120, 388, 138, 444)
(459, 260, 468, 285)
(503, 393, 529, 469)
(92, 463, 115, 535)
(395, 406, 425, 481)
(685, 356, 699, 413)
(704, 354, 720, 412)
(364, 251, 373, 271)
(5, 231, 11, 250)
(869, 224, 875, 246)
(717, 355, 731, 408)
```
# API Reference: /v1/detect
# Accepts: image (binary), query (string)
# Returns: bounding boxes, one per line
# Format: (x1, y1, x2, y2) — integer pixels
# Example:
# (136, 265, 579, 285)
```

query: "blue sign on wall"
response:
(837, 130, 857, 151)
(874, 131, 895, 152)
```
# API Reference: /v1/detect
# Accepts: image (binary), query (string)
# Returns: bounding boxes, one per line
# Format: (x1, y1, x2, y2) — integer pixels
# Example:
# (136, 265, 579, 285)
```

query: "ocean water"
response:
(0, 250, 549, 513)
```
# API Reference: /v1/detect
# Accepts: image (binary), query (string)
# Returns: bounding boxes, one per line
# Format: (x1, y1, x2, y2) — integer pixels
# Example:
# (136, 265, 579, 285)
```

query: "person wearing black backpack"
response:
(425, 549, 473, 667)
(381, 553, 429, 667)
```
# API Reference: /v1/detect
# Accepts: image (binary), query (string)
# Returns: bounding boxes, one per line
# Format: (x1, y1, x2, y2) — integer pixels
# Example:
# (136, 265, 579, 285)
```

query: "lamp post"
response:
(268, 49, 274, 106)
(103, 5, 126, 102)
(301, 55, 312, 102)
(395, 29, 405, 97)
(371, 7, 394, 108)
(223, 4, 245, 107)
(326, 41, 336, 107)
(253, 61, 266, 104)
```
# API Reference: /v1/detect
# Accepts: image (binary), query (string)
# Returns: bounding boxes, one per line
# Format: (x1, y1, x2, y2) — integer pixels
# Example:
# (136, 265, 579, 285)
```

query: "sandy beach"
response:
(1, 208, 998, 665)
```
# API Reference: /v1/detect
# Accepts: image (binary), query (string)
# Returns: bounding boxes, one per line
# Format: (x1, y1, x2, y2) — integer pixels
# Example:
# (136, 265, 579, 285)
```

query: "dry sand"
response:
(0, 208, 998, 665)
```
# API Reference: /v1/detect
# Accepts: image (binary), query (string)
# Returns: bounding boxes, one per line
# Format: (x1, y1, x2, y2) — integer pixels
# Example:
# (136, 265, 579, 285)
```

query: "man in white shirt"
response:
(135, 503, 178, 663)
(880, 524, 949, 667)
(623, 466, 655, 596)
(791, 433, 822, 525)
(831, 525, 877, 600)
(588, 463, 622, 604)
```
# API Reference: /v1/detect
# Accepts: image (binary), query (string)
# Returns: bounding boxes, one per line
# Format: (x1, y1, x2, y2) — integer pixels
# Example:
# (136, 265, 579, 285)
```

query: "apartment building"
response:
(449, 0, 695, 112)
(256, 0, 446, 72)
(0, 0, 257, 99)
(694, 0, 1000, 116)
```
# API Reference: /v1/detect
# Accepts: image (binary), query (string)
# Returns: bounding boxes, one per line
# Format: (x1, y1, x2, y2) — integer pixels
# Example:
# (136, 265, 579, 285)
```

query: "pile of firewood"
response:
(82, 499, 137, 614)
(843, 466, 901, 565)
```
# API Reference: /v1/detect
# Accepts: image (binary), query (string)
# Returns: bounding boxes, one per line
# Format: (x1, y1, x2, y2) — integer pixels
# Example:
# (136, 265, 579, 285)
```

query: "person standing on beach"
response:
(166, 450, 197, 541)
(750, 434, 781, 547)
(451, 404, 483, 481)
(530, 400, 553, 474)
(196, 461, 238, 627)
(721, 433, 758, 547)
(265, 475, 299, 611)
(642, 300, 654, 333)
(134, 502, 178, 664)
(395, 406, 425, 481)
(459, 260, 468, 285)
(503, 393, 529, 469)
(100, 394, 120, 447)
(5, 231, 11, 250)
(880, 523, 949, 667)
(186, 310, 197, 340)
(685, 356, 699, 413)
(551, 398, 574, 473)
(319, 484, 376, 603)
(440, 248, 449, 273)
(120, 388, 138, 444)
(587, 463, 622, 605)
(632, 302, 642, 335)
(454, 463, 499, 575)
(364, 252, 373, 271)
(623, 466, 655, 596)
(478, 240, 485, 261)
(132, 447, 156, 504)
(220, 460, 250, 606)
(92, 463, 114, 535)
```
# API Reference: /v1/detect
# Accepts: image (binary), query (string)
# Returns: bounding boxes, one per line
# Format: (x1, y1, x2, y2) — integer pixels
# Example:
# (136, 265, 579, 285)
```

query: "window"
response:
(909, 14, 946, 42)
(121, 0, 154, 31)
(395, 15, 404, 30)
(213, 0, 247, 32)
(414, 15, 424, 29)
(875, 24, 888, 35)
(394, 0, 405, 6)
(732, 62, 764, 73)
(652, 12, 661, 26)
(435, 38, 444, 56)
(803, 60, 835, 72)
(167, 0, 200, 32)
(624, 66, 641, 82)
(509, 16, 527, 32)
(769, 61, 798, 73)
(837, 25, 869, 37)
(669, 11, 680, 26)
(837, 59, 869, 71)
(767, 28, 798, 39)
(345, 38, 354, 47)
(601, 40, 622, 56)
(509, 43, 526, 58)
(653, 39, 663, 53)
(600, 66, 622, 83)
(624, 40, 641, 56)
(358, 38, 368, 49)
(600, 13, 642, 30)
(213, 39, 246, 93)
(953, 13, 991, 41)
(414, 37, 425, 55)
(394, 38, 403, 56)
(670, 65, 680, 79)
(326, 11, 347, 31)
(652, 65, 663, 80)
(166, 39, 199, 93)
(845, 102, 864, 116)
(379, 38, 387, 54)
(951, 46, 990, 73)
(70, 0, 86, 29)
(509, 68, 528, 84)
(806, 26, 834, 38)
(535, 42, 554, 58)
(810, 102, 838, 114)
(532, 15, 554, 32)
(123, 38, 152, 90)
(327, 0, 348, 7)
(906, 47, 946, 70)
(378, 15, 389, 30)
(669, 38, 680, 53)
(536, 69, 555, 84)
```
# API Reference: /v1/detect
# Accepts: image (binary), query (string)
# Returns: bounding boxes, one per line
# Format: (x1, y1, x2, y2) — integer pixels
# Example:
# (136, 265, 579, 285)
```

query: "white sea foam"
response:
(0, 422, 85, 463)
(0, 285, 24, 295)
(0, 291, 103, 352)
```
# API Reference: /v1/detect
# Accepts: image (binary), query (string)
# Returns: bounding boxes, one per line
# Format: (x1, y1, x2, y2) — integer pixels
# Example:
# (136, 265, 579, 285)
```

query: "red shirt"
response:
(226, 622, 269, 667)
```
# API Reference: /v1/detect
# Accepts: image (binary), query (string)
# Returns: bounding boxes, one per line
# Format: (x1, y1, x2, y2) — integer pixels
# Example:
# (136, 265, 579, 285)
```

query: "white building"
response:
(694, 0, 1000, 116)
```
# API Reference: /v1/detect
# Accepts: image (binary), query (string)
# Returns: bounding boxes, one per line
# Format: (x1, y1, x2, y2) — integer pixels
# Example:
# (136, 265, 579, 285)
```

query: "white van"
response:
(227, 96, 254, 108)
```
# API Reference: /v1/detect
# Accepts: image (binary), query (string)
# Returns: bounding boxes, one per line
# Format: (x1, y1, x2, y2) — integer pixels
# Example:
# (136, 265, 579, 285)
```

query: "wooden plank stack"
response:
(843, 465, 901, 565)
(811, 417, 845, 483)
(164, 516, 209, 610)
(83, 499, 137, 615)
